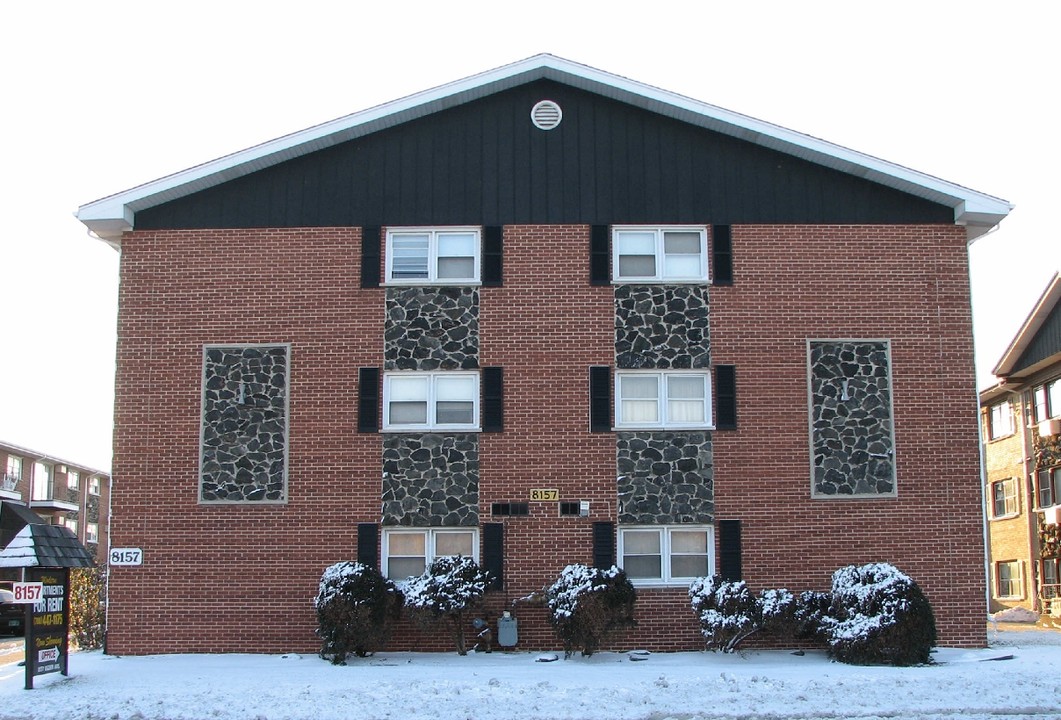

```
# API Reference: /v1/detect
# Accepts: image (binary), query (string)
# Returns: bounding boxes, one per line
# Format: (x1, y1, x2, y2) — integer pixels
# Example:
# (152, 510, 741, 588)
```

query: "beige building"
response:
(0, 440, 110, 576)
(980, 272, 1061, 615)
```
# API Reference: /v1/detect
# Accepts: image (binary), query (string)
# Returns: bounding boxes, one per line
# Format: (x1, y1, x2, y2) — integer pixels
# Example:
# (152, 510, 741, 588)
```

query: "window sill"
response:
(383, 281, 481, 288)
(627, 580, 698, 589)
(612, 279, 709, 285)
(381, 427, 481, 434)
(990, 513, 1020, 521)
(614, 425, 714, 432)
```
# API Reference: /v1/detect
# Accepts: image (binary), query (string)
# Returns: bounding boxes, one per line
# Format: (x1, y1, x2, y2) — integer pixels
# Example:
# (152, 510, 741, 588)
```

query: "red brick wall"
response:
(108, 222, 986, 655)
(711, 224, 985, 647)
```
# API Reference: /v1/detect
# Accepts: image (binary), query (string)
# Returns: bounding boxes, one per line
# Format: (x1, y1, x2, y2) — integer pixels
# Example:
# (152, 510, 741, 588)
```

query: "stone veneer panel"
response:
(809, 340, 895, 497)
(617, 431, 713, 523)
(382, 434, 479, 526)
(200, 345, 289, 502)
(385, 287, 479, 370)
(615, 285, 710, 369)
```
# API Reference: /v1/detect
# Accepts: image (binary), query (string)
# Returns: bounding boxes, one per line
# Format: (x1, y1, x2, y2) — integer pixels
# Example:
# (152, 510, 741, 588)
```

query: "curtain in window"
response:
(620, 376, 659, 423)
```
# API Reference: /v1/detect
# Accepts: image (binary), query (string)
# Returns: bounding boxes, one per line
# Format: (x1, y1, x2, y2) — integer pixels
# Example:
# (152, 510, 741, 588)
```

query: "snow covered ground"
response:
(1, 625, 1059, 720)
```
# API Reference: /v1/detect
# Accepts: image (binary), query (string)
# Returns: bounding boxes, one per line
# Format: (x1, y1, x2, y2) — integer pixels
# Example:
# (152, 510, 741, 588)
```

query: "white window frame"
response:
(612, 226, 708, 283)
(1033, 378, 1061, 422)
(996, 560, 1023, 600)
(990, 478, 1019, 519)
(383, 371, 480, 432)
(60, 517, 78, 536)
(615, 370, 713, 429)
(618, 525, 714, 586)
(381, 527, 480, 581)
(385, 227, 481, 285)
(988, 401, 1014, 440)
(89, 476, 101, 496)
(31, 462, 53, 501)
(67, 469, 79, 491)
(5, 455, 22, 481)
(86, 522, 99, 544)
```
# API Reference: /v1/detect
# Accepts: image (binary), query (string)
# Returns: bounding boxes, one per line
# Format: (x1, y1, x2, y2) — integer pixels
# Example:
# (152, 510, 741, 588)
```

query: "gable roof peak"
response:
(77, 53, 1011, 248)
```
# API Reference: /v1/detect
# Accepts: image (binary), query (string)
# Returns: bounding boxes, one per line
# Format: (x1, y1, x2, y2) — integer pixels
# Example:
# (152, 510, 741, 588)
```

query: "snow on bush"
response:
(315, 561, 404, 664)
(688, 576, 761, 652)
(402, 555, 492, 655)
(546, 564, 637, 657)
(821, 562, 936, 666)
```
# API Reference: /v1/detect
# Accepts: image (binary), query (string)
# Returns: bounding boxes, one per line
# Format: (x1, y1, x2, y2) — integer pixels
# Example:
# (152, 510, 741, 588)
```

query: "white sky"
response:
(1, 1, 1057, 472)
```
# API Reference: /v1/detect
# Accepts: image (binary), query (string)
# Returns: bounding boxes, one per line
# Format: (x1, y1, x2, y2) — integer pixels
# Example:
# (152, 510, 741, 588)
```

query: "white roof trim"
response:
(77, 54, 1012, 247)
(992, 272, 1061, 378)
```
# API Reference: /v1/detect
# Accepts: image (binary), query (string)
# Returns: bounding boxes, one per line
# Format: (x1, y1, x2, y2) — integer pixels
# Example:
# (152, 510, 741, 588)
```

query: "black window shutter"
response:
(361, 226, 381, 288)
(712, 225, 733, 285)
(590, 225, 610, 286)
(357, 523, 379, 568)
(589, 366, 612, 432)
(483, 523, 504, 590)
(482, 226, 503, 287)
(482, 367, 504, 432)
(592, 522, 615, 569)
(357, 367, 380, 433)
(715, 365, 737, 430)
(718, 519, 742, 581)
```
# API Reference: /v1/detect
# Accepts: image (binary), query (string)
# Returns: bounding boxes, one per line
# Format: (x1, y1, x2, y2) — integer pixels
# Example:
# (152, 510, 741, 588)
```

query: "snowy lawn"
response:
(1, 626, 1059, 720)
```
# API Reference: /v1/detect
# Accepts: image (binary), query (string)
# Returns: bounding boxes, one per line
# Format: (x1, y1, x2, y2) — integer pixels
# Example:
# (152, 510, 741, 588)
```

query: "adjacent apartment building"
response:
(0, 440, 110, 574)
(980, 273, 1061, 616)
(77, 55, 1011, 654)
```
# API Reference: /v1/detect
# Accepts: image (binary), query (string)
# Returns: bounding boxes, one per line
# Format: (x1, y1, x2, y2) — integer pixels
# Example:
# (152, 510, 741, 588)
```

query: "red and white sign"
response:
(38, 647, 59, 663)
(11, 582, 43, 603)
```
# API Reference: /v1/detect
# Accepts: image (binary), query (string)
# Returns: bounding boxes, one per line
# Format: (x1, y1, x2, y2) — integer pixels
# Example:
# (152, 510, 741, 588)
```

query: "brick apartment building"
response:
(980, 273, 1061, 616)
(0, 439, 110, 575)
(77, 55, 1010, 654)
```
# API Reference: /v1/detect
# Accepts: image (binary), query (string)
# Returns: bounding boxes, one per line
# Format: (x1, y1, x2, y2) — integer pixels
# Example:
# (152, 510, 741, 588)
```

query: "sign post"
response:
(23, 567, 70, 690)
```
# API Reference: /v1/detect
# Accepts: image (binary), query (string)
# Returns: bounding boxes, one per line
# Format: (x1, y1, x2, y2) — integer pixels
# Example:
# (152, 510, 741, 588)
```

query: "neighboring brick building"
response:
(980, 273, 1061, 616)
(77, 55, 1010, 654)
(0, 439, 110, 575)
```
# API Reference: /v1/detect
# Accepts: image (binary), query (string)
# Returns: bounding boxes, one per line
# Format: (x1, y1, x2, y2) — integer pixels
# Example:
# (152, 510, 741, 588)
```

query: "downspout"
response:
(1017, 392, 1039, 612)
(978, 403, 992, 616)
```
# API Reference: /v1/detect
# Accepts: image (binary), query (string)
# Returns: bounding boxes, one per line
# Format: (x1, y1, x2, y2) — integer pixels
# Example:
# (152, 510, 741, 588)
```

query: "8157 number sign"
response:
(109, 548, 143, 566)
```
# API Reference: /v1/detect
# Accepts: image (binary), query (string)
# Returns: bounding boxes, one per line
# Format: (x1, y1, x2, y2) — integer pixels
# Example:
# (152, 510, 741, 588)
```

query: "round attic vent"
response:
(531, 100, 562, 130)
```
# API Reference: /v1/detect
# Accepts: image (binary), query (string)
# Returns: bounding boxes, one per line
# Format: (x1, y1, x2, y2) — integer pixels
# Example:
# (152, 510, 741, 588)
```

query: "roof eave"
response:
(992, 272, 1061, 377)
(76, 53, 1013, 246)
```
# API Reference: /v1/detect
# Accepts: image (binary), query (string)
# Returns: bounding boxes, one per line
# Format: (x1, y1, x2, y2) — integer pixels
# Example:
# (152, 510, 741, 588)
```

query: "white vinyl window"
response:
(89, 476, 101, 496)
(86, 522, 99, 544)
(383, 372, 479, 431)
(67, 470, 79, 490)
(990, 478, 1019, 519)
(616, 371, 711, 429)
(385, 227, 480, 284)
(382, 528, 478, 581)
(996, 560, 1023, 599)
(619, 526, 712, 585)
(60, 517, 78, 535)
(612, 226, 708, 283)
(1033, 379, 1061, 422)
(988, 401, 1014, 440)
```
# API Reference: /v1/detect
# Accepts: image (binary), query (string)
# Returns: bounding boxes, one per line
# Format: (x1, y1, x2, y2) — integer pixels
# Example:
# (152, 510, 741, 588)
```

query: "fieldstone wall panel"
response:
(615, 285, 710, 369)
(385, 287, 479, 370)
(382, 433, 479, 526)
(200, 345, 289, 502)
(809, 340, 895, 497)
(617, 431, 714, 523)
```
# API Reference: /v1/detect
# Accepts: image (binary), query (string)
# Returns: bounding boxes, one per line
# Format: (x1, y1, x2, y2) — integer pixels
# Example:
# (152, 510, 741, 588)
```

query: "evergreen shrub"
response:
(546, 564, 637, 657)
(402, 555, 492, 656)
(315, 562, 404, 664)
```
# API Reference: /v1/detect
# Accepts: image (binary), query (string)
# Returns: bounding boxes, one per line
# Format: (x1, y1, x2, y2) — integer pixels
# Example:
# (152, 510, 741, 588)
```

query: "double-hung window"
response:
(67, 470, 79, 491)
(1033, 379, 1061, 422)
(89, 476, 101, 496)
(990, 478, 1019, 519)
(383, 372, 479, 431)
(619, 526, 712, 585)
(382, 527, 478, 581)
(616, 371, 712, 429)
(613, 226, 708, 283)
(86, 522, 99, 544)
(1037, 467, 1061, 508)
(996, 560, 1022, 599)
(987, 401, 1014, 440)
(386, 227, 480, 284)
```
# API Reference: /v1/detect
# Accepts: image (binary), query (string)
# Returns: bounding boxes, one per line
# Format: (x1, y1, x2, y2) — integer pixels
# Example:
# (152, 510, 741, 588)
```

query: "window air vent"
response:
(531, 100, 562, 130)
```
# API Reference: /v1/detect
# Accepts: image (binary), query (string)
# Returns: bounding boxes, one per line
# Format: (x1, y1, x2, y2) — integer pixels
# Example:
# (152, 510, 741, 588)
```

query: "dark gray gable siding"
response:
(137, 79, 953, 230)
(1014, 299, 1061, 374)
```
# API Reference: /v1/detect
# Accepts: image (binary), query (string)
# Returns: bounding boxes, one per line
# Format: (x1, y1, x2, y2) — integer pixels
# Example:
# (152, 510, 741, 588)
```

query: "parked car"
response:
(0, 581, 26, 636)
